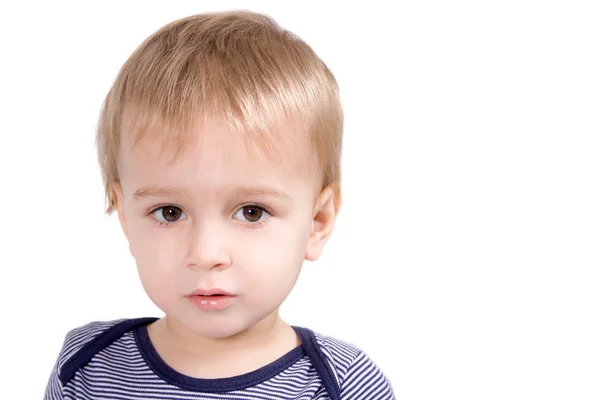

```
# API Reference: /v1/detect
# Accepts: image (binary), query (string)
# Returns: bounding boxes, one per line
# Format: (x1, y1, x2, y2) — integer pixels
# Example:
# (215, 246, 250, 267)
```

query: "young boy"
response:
(44, 10, 395, 399)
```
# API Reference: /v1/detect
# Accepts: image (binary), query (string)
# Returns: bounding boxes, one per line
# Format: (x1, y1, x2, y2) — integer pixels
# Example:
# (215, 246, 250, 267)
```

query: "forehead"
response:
(118, 118, 315, 196)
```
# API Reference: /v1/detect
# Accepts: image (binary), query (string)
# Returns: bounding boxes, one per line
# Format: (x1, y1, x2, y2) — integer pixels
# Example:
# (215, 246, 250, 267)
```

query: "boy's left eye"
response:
(234, 205, 269, 223)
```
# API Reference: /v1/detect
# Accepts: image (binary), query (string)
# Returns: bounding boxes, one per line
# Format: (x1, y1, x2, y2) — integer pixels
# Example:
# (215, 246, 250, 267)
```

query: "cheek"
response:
(130, 229, 183, 308)
(238, 219, 311, 289)
(128, 223, 181, 281)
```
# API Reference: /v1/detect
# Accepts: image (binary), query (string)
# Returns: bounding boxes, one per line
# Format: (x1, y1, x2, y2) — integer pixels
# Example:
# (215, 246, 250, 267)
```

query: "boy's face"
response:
(113, 120, 337, 338)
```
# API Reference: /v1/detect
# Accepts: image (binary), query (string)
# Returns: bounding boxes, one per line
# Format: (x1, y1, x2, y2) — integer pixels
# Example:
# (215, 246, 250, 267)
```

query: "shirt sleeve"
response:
(339, 351, 396, 399)
(42, 319, 130, 400)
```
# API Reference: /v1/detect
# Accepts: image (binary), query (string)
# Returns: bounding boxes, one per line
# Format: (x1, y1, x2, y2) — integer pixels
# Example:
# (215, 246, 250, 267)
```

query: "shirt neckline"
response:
(133, 321, 307, 393)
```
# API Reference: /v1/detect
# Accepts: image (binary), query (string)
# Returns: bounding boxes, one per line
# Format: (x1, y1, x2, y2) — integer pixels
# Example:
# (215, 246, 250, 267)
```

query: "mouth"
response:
(187, 289, 237, 311)
(188, 288, 235, 297)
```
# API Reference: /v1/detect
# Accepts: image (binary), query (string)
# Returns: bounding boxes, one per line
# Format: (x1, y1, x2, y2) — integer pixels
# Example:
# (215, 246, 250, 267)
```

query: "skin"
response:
(112, 119, 341, 378)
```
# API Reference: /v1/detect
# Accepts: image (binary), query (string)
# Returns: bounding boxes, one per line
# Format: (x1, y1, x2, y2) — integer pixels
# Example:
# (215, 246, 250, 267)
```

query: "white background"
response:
(1, 1, 599, 398)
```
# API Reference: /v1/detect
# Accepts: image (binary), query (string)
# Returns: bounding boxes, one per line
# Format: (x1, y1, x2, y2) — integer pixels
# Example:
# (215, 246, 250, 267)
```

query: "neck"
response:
(146, 310, 301, 378)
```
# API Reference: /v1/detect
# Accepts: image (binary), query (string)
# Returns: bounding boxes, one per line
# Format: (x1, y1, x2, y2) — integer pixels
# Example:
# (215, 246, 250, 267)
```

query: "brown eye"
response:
(234, 205, 269, 224)
(243, 206, 262, 222)
(152, 206, 185, 223)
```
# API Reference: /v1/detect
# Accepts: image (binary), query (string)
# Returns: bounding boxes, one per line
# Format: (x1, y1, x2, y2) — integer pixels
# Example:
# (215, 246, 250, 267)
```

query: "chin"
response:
(157, 295, 279, 339)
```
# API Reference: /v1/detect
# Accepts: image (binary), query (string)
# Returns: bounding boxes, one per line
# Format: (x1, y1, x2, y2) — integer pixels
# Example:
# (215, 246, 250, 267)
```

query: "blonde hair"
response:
(96, 10, 343, 214)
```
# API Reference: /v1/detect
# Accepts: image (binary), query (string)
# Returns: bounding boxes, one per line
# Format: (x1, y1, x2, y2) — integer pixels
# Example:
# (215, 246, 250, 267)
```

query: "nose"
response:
(184, 220, 232, 271)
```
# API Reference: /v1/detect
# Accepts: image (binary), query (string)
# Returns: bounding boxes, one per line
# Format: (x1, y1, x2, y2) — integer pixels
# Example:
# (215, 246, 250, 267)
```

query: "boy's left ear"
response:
(305, 184, 342, 261)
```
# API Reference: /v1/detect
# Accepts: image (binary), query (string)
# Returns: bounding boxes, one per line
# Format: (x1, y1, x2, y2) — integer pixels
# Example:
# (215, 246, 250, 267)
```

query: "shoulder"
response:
(54, 319, 127, 373)
(45, 319, 130, 399)
(311, 330, 396, 400)
(53, 317, 157, 385)
(312, 331, 362, 384)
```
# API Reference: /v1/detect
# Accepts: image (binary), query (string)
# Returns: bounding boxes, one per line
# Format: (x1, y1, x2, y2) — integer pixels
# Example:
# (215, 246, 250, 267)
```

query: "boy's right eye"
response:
(151, 206, 188, 224)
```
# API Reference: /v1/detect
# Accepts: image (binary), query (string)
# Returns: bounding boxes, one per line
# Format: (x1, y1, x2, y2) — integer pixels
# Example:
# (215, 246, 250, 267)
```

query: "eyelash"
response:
(146, 204, 271, 229)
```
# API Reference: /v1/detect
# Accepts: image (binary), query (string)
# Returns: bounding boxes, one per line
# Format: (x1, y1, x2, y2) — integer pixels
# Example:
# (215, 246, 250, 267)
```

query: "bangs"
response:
(118, 62, 315, 171)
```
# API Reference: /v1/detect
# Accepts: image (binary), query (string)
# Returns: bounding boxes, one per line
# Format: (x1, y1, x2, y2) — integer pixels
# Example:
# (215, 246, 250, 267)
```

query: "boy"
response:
(44, 10, 394, 399)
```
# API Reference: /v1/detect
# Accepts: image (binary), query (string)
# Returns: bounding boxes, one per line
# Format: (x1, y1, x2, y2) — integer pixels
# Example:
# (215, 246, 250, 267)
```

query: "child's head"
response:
(96, 11, 343, 338)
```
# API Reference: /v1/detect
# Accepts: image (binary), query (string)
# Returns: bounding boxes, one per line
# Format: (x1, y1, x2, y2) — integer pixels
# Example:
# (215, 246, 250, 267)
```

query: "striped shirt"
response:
(44, 318, 395, 399)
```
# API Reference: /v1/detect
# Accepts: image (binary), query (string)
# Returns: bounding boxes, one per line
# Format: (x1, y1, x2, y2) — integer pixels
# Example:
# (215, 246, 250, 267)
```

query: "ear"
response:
(305, 184, 342, 261)
(112, 182, 133, 256)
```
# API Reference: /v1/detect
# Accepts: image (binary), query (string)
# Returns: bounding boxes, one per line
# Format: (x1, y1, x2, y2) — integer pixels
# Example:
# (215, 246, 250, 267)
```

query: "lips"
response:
(187, 288, 237, 311)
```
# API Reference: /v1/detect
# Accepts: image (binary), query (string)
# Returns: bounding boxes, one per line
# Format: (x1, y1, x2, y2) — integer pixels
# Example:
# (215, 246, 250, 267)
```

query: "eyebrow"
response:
(132, 185, 292, 202)
(133, 186, 190, 200)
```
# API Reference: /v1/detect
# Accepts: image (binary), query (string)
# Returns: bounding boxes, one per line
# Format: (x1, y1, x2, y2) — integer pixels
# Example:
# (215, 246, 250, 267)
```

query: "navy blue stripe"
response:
(58, 317, 158, 385)
(293, 326, 341, 400)
(134, 323, 307, 392)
